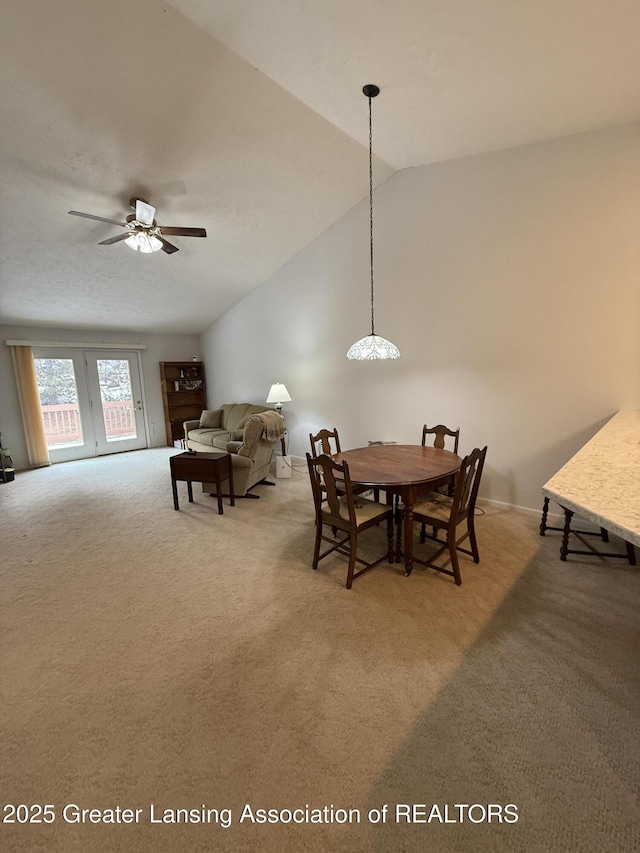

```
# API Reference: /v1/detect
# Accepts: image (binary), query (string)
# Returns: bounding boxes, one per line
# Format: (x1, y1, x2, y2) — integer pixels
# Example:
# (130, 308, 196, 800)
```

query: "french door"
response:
(33, 348, 148, 463)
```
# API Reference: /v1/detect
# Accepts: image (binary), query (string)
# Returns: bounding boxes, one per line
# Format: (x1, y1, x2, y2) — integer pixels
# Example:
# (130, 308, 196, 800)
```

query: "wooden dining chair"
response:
(309, 427, 342, 457)
(412, 446, 487, 586)
(306, 453, 394, 589)
(419, 423, 461, 541)
(421, 423, 460, 454)
(309, 428, 372, 498)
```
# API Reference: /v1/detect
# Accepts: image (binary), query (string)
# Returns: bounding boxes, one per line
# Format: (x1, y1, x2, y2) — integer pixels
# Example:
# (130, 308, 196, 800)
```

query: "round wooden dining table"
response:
(333, 444, 461, 576)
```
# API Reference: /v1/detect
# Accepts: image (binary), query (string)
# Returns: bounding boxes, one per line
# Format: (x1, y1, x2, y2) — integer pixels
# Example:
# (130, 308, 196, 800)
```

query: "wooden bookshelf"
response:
(159, 361, 206, 447)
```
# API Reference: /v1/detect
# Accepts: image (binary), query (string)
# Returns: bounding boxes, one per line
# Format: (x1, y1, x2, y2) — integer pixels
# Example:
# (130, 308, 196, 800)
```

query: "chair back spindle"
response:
(309, 428, 341, 457)
(453, 446, 486, 520)
(308, 453, 354, 527)
(321, 456, 348, 520)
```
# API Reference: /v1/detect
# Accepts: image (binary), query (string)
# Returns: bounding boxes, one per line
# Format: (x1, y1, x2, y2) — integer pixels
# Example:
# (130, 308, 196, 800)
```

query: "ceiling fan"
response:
(68, 197, 206, 254)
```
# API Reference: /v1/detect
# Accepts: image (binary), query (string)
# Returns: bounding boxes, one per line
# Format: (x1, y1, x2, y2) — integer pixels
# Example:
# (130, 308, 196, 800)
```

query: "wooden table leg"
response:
(228, 457, 235, 507)
(187, 480, 194, 503)
(403, 501, 415, 576)
(216, 475, 223, 515)
(626, 541, 637, 566)
(539, 496, 550, 535)
(395, 497, 403, 563)
(560, 507, 573, 561)
(171, 476, 179, 510)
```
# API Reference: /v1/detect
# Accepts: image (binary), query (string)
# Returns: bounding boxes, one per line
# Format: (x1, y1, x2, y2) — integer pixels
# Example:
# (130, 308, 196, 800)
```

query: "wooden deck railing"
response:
(42, 401, 136, 445)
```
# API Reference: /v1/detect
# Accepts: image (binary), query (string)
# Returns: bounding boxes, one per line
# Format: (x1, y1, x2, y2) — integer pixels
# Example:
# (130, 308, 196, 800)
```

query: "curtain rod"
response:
(5, 341, 147, 350)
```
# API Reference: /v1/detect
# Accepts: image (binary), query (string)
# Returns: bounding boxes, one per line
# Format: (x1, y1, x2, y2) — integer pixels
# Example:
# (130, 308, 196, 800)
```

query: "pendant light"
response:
(346, 84, 400, 361)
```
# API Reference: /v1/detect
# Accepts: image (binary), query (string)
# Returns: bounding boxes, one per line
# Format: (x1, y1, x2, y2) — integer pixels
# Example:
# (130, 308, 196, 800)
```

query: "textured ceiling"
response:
(1, 0, 639, 334)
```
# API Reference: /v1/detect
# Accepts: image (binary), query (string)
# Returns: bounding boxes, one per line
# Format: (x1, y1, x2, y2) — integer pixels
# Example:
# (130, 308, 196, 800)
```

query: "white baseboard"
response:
(478, 497, 605, 533)
(478, 496, 546, 518)
(289, 454, 307, 468)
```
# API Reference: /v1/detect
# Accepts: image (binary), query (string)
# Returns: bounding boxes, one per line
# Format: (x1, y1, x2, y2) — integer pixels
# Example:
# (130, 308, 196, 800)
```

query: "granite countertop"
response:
(542, 410, 640, 547)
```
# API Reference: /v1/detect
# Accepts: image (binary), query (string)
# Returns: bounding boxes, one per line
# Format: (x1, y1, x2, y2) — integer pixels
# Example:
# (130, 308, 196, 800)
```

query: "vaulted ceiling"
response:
(1, 0, 639, 334)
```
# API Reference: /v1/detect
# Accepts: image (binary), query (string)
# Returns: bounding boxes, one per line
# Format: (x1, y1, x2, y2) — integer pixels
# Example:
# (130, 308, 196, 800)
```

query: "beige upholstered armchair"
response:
(184, 404, 285, 498)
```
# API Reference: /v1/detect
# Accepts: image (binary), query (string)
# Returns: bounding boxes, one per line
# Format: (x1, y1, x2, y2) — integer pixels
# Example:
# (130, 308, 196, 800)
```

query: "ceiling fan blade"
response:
(136, 199, 156, 226)
(69, 210, 126, 227)
(159, 227, 207, 238)
(98, 233, 131, 246)
(158, 236, 179, 254)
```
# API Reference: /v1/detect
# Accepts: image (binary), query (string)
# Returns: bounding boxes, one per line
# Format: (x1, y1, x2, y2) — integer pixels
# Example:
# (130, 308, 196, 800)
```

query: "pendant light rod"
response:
(365, 85, 378, 335)
(346, 84, 400, 360)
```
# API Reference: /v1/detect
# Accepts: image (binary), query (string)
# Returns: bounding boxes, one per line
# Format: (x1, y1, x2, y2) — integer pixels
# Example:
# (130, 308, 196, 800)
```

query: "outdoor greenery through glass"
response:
(34, 358, 84, 447)
(96, 360, 137, 441)
(34, 358, 137, 447)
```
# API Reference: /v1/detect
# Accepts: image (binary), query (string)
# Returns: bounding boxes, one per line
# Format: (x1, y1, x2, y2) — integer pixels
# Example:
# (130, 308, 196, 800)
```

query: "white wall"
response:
(200, 121, 640, 512)
(0, 325, 201, 468)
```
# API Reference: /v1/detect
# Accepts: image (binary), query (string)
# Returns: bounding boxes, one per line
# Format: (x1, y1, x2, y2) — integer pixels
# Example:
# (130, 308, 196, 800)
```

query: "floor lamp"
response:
(266, 383, 291, 473)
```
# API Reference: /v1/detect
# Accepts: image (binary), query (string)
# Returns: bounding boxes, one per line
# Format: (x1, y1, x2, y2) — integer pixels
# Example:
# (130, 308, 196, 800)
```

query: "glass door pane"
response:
(34, 358, 84, 448)
(96, 358, 138, 442)
(32, 350, 95, 462)
(85, 350, 147, 455)
(31, 348, 147, 462)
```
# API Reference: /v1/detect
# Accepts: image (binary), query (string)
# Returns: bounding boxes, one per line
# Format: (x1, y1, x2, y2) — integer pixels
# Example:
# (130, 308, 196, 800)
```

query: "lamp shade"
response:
(346, 334, 400, 360)
(266, 383, 292, 405)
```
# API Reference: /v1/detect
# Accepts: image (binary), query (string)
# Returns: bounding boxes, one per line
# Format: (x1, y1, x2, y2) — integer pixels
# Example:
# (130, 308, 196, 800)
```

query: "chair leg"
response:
(419, 521, 426, 543)
(448, 533, 462, 586)
(312, 523, 322, 570)
(345, 533, 357, 589)
(468, 515, 480, 563)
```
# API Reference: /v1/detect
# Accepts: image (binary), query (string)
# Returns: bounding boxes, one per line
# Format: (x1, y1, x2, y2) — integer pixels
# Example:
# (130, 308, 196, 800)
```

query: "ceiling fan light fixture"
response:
(125, 232, 163, 253)
(69, 198, 206, 255)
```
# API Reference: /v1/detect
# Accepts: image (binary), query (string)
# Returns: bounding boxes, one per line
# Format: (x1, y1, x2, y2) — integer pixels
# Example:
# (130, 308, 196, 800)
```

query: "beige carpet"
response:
(1, 448, 638, 852)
